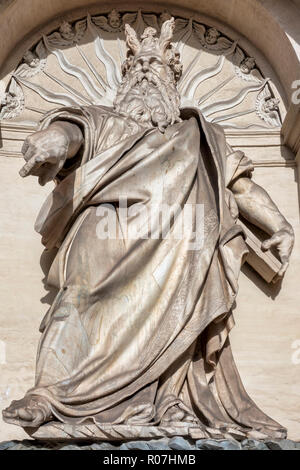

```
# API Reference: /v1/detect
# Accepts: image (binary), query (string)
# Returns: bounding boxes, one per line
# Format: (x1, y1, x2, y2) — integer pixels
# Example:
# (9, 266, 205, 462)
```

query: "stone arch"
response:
(0, 0, 298, 102)
(0, 1, 299, 155)
(0, 9, 285, 130)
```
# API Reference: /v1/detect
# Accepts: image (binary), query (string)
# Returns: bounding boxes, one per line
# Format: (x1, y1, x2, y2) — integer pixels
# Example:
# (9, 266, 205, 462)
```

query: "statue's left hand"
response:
(261, 226, 294, 282)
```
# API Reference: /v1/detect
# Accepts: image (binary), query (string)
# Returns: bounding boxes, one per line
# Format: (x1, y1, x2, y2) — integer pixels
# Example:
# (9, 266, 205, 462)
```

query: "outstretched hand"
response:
(20, 127, 70, 185)
(261, 227, 294, 282)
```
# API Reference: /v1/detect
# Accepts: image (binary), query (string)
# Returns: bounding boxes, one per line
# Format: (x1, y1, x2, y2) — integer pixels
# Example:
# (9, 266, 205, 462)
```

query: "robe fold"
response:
(27, 105, 286, 440)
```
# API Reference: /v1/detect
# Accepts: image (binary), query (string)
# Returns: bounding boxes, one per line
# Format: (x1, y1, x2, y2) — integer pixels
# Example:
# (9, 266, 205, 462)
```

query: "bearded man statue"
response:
(3, 19, 294, 441)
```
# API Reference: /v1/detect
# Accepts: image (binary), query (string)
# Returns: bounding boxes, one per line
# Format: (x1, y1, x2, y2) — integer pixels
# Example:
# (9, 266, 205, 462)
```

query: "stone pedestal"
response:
(1, 436, 300, 451)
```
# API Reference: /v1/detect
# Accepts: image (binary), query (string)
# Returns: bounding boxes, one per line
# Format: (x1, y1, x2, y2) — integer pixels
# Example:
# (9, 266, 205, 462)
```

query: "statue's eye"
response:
(150, 58, 162, 66)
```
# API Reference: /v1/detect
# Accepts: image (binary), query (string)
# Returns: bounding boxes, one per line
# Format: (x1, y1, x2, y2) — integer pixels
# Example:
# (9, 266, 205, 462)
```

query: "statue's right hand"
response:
(19, 127, 69, 184)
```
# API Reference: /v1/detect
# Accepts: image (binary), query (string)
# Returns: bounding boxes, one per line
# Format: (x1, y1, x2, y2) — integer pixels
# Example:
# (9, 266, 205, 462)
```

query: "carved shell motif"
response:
(0, 9, 282, 129)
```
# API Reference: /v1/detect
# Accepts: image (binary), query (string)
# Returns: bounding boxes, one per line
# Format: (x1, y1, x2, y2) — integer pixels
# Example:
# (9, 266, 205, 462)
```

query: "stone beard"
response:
(114, 67, 181, 132)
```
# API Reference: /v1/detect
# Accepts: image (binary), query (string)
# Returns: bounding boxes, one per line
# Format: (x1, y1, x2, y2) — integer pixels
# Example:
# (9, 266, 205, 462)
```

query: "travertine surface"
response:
(1, 157, 299, 441)
(231, 166, 300, 441)
(0, 156, 53, 441)
(0, 0, 299, 442)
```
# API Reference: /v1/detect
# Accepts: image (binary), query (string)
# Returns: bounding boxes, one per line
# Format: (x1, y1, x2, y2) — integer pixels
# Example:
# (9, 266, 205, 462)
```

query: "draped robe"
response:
(27, 105, 286, 440)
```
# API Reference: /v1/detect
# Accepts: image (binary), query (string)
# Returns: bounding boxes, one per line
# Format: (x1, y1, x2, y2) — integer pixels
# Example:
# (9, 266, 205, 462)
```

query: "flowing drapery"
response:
(27, 106, 285, 439)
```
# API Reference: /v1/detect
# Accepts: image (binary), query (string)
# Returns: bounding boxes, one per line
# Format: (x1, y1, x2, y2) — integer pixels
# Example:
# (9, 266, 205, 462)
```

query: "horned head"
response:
(122, 18, 182, 83)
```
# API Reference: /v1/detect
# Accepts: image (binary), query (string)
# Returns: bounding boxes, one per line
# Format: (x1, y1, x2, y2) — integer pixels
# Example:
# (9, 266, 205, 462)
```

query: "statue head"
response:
(205, 28, 220, 45)
(108, 9, 121, 29)
(159, 11, 172, 28)
(262, 97, 280, 113)
(59, 21, 75, 40)
(1, 92, 16, 110)
(141, 27, 157, 41)
(240, 57, 256, 74)
(114, 18, 182, 132)
(23, 51, 39, 68)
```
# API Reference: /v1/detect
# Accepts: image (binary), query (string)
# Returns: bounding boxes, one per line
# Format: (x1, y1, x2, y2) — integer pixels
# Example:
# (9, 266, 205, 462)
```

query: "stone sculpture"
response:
(2, 18, 294, 442)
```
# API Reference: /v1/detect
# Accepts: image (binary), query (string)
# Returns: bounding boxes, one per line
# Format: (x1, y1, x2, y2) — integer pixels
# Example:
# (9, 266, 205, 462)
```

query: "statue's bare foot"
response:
(161, 404, 199, 424)
(2, 395, 52, 428)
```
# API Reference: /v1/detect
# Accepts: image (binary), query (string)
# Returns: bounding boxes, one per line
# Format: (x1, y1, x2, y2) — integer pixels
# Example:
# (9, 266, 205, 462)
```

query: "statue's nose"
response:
(142, 61, 149, 72)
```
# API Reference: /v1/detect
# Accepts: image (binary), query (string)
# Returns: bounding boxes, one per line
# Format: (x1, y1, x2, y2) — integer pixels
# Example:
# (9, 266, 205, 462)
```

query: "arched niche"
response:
(0, 5, 296, 169)
(0, 10, 285, 125)
(0, 1, 299, 443)
(0, 1, 298, 166)
(0, 0, 299, 102)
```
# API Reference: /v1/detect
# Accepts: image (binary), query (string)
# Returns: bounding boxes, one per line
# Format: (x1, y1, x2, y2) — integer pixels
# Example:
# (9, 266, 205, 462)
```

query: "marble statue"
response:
(2, 18, 294, 441)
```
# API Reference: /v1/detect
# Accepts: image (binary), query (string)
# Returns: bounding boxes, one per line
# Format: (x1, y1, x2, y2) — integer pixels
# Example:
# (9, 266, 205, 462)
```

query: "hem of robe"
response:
(25, 420, 286, 442)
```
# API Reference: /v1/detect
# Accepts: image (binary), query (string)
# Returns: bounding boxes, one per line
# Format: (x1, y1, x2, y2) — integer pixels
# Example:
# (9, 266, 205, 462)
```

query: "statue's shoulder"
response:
(39, 104, 119, 130)
(180, 106, 227, 148)
(40, 104, 125, 126)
